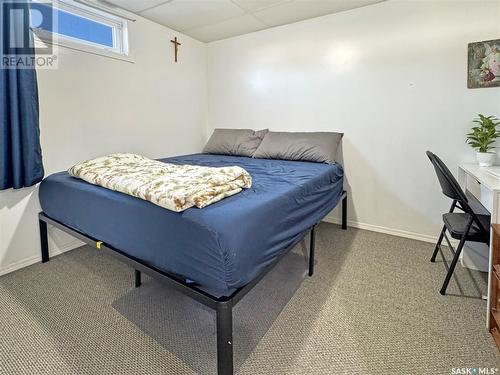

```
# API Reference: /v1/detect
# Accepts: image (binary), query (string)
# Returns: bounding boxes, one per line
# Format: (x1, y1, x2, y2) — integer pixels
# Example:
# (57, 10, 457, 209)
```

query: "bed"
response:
(38, 153, 347, 374)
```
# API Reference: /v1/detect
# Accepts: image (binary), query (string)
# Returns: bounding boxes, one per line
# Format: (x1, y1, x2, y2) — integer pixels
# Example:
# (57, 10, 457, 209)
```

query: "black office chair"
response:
(426, 151, 490, 295)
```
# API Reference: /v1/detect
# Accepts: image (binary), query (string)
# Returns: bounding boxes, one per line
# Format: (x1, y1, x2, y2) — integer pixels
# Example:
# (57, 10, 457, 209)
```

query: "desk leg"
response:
(458, 166, 495, 330)
(487, 193, 499, 329)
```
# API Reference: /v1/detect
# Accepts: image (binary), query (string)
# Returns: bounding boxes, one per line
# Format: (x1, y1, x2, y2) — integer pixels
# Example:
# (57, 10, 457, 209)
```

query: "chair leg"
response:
(440, 229, 469, 295)
(431, 200, 457, 263)
(431, 225, 446, 262)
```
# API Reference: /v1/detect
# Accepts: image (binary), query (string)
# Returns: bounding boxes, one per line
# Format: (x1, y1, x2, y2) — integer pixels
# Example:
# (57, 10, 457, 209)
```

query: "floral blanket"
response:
(68, 153, 252, 212)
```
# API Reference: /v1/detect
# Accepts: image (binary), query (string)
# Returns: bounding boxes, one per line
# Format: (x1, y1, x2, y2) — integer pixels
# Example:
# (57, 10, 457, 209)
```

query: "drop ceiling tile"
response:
(140, 0, 246, 32)
(230, 0, 291, 12)
(103, 0, 171, 13)
(186, 14, 266, 42)
(253, 0, 383, 27)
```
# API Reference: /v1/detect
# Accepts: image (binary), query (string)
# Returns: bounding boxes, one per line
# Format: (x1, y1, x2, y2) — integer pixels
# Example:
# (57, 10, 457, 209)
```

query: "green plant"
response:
(466, 114, 500, 153)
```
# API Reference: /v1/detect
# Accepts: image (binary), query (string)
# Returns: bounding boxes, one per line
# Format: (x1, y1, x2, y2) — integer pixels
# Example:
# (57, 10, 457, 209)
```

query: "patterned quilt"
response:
(68, 153, 252, 212)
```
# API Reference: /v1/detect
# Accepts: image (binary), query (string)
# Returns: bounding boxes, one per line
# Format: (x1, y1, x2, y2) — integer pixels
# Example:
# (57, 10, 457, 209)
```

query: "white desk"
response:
(458, 164, 500, 328)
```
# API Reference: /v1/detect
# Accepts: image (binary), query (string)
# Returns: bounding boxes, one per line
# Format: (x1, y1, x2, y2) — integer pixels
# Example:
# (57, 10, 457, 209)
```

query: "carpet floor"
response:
(0, 223, 498, 374)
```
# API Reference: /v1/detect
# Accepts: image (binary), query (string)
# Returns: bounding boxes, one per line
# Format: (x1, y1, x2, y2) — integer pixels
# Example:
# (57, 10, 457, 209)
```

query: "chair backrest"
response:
(426, 151, 468, 205)
(426, 151, 489, 234)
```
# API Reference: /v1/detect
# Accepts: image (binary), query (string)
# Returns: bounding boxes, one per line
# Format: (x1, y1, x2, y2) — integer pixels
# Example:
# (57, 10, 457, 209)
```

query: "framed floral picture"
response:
(468, 39, 500, 88)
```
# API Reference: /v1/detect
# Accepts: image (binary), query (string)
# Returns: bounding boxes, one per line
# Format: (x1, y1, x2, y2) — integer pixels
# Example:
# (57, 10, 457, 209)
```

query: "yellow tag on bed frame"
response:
(96, 241, 103, 250)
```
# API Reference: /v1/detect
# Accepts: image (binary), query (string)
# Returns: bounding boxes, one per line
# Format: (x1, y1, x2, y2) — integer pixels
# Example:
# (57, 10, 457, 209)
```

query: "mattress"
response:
(39, 154, 344, 296)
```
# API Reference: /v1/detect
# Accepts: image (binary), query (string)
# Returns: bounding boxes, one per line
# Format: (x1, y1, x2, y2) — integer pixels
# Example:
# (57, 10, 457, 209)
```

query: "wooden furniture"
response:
(490, 224, 500, 351)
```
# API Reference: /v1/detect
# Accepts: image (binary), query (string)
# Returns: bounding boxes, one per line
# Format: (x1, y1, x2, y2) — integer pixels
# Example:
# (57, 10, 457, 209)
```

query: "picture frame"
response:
(468, 39, 500, 89)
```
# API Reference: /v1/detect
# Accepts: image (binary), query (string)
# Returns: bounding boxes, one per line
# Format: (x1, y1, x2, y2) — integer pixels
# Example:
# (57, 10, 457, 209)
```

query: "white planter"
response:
(476, 152, 496, 167)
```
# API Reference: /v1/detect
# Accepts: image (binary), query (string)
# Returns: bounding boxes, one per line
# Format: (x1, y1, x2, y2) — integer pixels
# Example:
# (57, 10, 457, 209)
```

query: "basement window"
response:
(30, 0, 131, 61)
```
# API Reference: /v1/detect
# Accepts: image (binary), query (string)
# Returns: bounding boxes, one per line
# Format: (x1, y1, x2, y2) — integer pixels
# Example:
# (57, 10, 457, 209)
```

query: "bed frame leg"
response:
(134, 269, 142, 288)
(216, 301, 233, 375)
(308, 225, 316, 277)
(39, 217, 50, 263)
(341, 193, 347, 230)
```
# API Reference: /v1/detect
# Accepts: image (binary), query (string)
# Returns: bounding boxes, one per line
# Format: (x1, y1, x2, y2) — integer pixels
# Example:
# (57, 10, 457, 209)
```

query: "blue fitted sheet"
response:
(39, 154, 344, 296)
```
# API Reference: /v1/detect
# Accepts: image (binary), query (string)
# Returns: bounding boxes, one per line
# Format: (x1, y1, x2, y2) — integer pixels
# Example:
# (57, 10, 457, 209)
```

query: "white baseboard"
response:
(323, 215, 490, 274)
(323, 214, 439, 244)
(0, 239, 83, 277)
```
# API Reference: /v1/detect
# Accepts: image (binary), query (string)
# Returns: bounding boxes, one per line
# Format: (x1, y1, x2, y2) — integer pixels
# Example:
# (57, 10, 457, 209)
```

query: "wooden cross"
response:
(170, 37, 181, 63)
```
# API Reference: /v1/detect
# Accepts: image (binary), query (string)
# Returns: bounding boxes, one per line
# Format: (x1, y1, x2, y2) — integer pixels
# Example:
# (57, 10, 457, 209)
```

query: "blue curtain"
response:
(0, 0, 44, 190)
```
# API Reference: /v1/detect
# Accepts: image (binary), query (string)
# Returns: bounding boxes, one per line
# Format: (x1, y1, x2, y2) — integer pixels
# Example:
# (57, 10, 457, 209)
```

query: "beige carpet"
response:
(0, 223, 498, 374)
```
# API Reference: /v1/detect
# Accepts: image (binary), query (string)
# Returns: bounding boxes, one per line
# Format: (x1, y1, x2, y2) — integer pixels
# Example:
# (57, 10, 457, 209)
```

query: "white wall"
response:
(0, 14, 207, 274)
(1, 0, 499, 276)
(207, 0, 500, 241)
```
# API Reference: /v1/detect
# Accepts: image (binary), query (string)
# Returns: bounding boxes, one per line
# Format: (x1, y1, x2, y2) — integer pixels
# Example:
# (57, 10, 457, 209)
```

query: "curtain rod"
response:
(72, 0, 137, 22)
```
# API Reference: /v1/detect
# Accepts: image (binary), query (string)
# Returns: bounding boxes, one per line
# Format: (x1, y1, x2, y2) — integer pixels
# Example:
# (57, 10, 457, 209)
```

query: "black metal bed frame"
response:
(38, 191, 347, 375)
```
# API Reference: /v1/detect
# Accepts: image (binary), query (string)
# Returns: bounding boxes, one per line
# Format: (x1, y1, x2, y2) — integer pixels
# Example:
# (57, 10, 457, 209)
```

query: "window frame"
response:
(32, 0, 133, 63)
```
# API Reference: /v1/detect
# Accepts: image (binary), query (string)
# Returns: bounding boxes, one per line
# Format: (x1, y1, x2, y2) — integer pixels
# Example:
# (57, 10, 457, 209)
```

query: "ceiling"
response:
(103, 0, 385, 42)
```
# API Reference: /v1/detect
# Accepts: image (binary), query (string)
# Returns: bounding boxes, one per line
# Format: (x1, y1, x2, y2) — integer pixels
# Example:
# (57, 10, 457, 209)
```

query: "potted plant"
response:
(466, 114, 500, 167)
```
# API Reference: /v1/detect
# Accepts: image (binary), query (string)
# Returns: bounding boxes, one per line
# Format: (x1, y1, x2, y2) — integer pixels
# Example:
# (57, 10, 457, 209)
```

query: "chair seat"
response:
(442, 212, 490, 242)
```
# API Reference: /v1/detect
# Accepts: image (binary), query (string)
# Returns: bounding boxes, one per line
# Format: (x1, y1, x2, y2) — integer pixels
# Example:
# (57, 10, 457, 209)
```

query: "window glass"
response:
(31, 3, 114, 48)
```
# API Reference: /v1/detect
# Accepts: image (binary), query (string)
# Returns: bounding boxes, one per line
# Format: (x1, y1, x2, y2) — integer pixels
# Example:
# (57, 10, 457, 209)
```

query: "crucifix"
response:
(170, 37, 181, 63)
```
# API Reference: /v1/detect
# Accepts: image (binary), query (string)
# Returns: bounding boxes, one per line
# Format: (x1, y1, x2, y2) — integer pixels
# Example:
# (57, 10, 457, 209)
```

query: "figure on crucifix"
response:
(170, 37, 181, 62)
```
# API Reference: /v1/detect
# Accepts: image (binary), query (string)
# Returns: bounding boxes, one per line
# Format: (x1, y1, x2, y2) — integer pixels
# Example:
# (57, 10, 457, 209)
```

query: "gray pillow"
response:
(253, 131, 343, 164)
(203, 128, 268, 157)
